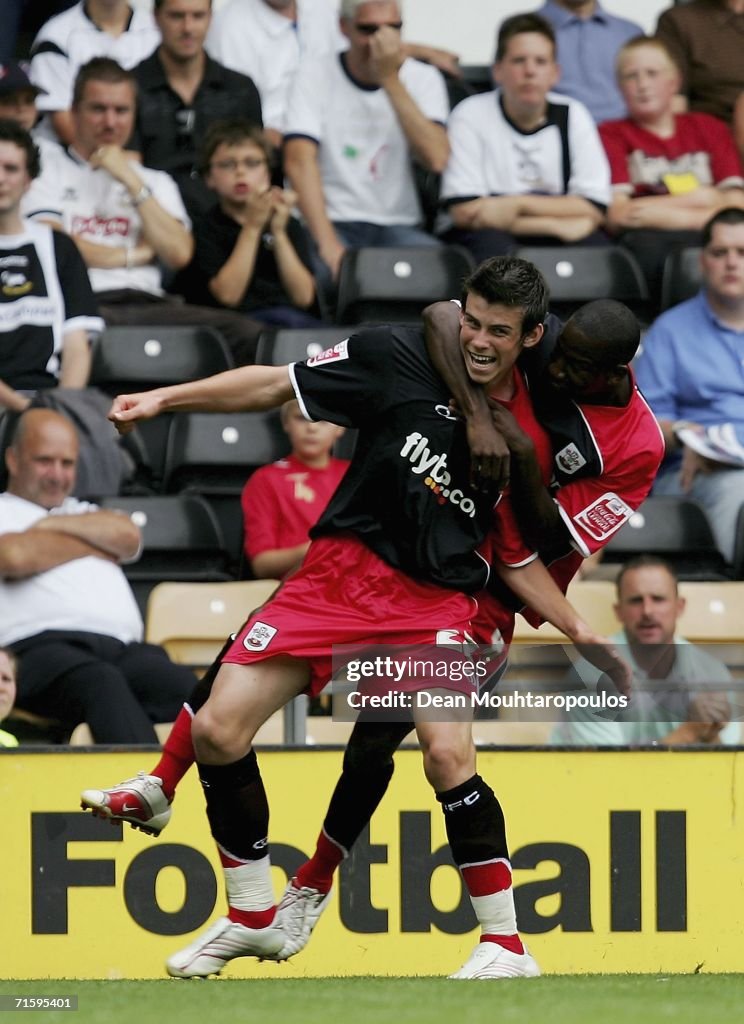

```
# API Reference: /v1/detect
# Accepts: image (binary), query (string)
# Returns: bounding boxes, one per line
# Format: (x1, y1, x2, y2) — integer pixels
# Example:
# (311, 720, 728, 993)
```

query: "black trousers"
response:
(11, 630, 195, 744)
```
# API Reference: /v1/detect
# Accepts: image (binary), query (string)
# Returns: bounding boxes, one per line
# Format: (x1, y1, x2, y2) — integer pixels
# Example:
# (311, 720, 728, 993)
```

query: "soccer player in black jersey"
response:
(81, 260, 635, 980)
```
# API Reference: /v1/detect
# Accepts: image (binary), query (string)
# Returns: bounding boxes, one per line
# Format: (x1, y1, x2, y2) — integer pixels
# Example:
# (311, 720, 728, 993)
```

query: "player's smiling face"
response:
(459, 293, 540, 392)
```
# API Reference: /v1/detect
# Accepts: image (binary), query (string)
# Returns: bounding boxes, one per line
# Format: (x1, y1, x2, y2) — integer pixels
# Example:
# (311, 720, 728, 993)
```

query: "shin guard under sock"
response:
(437, 774, 522, 951)
(198, 750, 269, 862)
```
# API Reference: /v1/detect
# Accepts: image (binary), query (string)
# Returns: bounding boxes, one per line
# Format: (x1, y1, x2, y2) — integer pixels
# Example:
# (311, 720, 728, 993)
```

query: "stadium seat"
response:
(255, 326, 352, 365)
(162, 410, 288, 493)
(514, 245, 649, 320)
(659, 246, 702, 311)
(509, 580, 619, 687)
(676, 582, 744, 644)
(602, 496, 730, 580)
(512, 580, 618, 643)
(125, 415, 174, 492)
(460, 64, 493, 94)
(146, 579, 280, 672)
(161, 411, 290, 573)
(334, 245, 474, 325)
(90, 325, 233, 394)
(99, 494, 233, 613)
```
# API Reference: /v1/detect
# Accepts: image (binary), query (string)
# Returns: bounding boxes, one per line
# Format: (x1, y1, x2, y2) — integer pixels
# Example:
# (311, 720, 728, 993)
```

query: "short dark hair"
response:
(153, 0, 212, 9)
(197, 119, 274, 176)
(0, 118, 40, 179)
(72, 58, 137, 108)
(496, 13, 555, 62)
(616, 555, 679, 598)
(702, 207, 744, 248)
(462, 256, 549, 336)
(565, 299, 640, 366)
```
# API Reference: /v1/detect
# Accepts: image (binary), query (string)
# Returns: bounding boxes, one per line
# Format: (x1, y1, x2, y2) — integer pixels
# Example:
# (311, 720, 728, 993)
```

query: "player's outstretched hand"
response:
(108, 391, 162, 434)
(573, 633, 633, 699)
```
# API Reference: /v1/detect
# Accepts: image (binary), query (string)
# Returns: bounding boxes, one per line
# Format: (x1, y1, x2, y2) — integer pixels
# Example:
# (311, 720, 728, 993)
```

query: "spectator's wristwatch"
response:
(131, 184, 153, 207)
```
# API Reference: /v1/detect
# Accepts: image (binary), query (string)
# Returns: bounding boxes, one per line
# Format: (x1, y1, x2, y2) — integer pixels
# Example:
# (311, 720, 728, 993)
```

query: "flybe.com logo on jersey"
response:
(400, 432, 476, 518)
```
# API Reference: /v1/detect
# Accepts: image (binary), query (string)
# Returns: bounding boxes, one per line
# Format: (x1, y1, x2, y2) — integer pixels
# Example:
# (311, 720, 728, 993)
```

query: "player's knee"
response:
(422, 735, 475, 791)
(344, 734, 395, 776)
(192, 707, 251, 762)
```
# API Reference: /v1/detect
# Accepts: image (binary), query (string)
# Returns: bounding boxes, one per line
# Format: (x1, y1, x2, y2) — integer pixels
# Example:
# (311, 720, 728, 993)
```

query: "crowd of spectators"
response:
(1, 0, 744, 747)
(0, 0, 741, 309)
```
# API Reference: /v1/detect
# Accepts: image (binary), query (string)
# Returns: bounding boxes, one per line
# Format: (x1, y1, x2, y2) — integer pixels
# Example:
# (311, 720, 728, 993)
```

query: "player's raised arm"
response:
(496, 558, 632, 697)
(422, 300, 510, 490)
(109, 365, 295, 433)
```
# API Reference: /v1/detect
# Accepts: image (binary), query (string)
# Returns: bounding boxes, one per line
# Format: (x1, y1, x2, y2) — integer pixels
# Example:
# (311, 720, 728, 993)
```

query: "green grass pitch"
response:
(2, 976, 744, 1024)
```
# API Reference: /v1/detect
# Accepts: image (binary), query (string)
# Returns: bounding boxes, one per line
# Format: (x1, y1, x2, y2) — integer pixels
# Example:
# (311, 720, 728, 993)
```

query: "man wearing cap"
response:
(0, 62, 61, 170)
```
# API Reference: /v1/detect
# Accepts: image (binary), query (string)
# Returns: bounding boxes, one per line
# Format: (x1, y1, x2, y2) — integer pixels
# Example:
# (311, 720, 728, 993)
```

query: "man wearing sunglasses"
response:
(284, 1, 450, 282)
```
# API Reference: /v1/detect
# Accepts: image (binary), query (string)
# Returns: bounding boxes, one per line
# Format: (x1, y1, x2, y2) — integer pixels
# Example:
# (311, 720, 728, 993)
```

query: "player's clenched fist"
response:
(108, 391, 163, 433)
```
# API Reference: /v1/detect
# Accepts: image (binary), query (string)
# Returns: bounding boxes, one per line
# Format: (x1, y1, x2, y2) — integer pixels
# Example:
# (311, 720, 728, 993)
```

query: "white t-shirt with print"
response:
(286, 53, 449, 225)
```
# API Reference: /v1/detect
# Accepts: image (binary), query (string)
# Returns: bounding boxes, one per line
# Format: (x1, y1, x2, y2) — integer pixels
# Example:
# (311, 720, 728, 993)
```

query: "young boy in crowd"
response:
(181, 120, 319, 326)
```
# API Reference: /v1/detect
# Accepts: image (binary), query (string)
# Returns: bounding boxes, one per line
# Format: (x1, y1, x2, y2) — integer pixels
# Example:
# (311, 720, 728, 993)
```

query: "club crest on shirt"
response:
(555, 442, 586, 475)
(243, 621, 278, 652)
(574, 492, 633, 541)
(306, 339, 349, 367)
(1, 270, 32, 296)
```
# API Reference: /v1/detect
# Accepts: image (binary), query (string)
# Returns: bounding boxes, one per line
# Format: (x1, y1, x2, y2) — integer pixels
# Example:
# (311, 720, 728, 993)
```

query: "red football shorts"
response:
(470, 589, 516, 692)
(224, 534, 477, 696)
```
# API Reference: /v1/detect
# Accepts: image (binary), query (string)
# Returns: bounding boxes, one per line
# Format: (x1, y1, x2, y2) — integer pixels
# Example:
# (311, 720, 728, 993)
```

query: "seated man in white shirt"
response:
(24, 57, 261, 364)
(552, 556, 739, 746)
(23, 57, 193, 301)
(207, 0, 460, 150)
(283, 0, 450, 282)
(0, 409, 194, 744)
(439, 12, 611, 260)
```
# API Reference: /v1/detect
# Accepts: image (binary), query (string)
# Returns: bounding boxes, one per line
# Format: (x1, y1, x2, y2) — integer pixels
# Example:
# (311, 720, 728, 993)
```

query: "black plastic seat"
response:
(160, 412, 290, 575)
(90, 325, 233, 394)
(515, 245, 650, 321)
(99, 494, 233, 613)
(602, 496, 730, 580)
(335, 245, 474, 325)
(162, 411, 288, 494)
(659, 246, 702, 311)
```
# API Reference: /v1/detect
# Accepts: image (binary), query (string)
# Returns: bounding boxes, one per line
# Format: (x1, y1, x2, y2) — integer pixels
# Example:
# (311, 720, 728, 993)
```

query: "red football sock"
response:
(227, 906, 276, 928)
(480, 933, 525, 954)
(461, 861, 524, 955)
(294, 830, 346, 893)
(150, 706, 194, 799)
